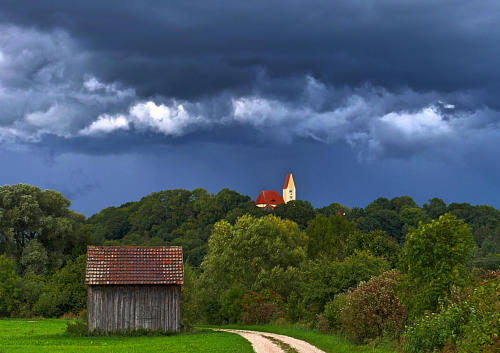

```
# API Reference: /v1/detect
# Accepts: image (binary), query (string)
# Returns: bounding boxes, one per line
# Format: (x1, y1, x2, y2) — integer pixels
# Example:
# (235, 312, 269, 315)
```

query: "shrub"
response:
(402, 303, 469, 353)
(402, 274, 500, 353)
(65, 320, 88, 336)
(219, 287, 244, 323)
(457, 275, 500, 353)
(180, 264, 197, 330)
(240, 289, 285, 324)
(286, 291, 306, 323)
(299, 251, 390, 319)
(322, 293, 347, 331)
(338, 271, 407, 343)
(34, 254, 87, 317)
(0, 254, 21, 317)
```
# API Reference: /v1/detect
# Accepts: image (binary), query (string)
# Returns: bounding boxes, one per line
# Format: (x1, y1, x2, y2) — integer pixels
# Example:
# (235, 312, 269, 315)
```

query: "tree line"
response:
(0, 183, 498, 351)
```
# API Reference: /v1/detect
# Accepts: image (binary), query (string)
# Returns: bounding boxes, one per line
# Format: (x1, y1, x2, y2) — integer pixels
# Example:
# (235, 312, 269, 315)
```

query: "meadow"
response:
(0, 319, 253, 353)
(0, 319, 398, 353)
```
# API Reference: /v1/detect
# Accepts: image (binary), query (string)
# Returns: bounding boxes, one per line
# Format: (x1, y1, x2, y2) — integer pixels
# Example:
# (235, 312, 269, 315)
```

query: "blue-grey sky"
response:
(1, 1, 500, 216)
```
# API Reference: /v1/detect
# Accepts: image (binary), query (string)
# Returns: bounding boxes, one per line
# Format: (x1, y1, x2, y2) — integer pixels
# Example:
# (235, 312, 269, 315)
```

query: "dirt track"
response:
(217, 329, 326, 353)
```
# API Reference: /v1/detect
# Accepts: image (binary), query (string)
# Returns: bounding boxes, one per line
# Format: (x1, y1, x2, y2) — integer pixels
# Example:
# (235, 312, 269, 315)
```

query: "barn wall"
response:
(87, 285, 181, 333)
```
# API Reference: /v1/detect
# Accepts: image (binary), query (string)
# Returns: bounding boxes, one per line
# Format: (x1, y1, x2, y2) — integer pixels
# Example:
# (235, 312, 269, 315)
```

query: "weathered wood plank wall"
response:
(87, 285, 181, 333)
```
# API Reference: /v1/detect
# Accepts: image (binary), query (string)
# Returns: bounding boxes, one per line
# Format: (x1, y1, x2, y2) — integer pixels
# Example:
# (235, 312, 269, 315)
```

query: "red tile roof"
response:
(283, 173, 292, 189)
(85, 246, 183, 285)
(255, 190, 284, 205)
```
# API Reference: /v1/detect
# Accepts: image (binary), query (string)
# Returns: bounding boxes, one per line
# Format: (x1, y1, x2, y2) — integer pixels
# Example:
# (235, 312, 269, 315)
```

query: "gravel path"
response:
(217, 329, 326, 353)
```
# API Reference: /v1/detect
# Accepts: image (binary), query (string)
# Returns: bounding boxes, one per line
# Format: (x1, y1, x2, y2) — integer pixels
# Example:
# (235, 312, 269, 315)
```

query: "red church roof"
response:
(283, 173, 292, 189)
(255, 190, 284, 206)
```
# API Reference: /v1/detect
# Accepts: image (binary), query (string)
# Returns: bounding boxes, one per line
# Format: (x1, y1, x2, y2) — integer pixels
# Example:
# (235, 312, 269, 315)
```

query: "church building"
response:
(255, 173, 296, 210)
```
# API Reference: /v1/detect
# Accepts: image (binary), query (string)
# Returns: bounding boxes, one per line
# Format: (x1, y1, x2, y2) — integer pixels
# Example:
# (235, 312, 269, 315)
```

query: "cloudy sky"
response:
(1, 1, 500, 215)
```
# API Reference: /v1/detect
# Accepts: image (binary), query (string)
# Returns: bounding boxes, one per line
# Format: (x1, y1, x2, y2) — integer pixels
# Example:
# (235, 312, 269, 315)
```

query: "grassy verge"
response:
(0, 319, 254, 353)
(205, 324, 398, 353)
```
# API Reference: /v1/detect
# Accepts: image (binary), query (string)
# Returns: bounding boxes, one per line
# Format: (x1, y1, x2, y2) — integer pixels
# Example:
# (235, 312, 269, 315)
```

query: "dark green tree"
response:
(359, 209, 403, 242)
(0, 184, 87, 267)
(33, 254, 87, 317)
(305, 214, 356, 259)
(273, 200, 315, 229)
(201, 214, 306, 295)
(316, 202, 350, 217)
(299, 251, 389, 316)
(423, 198, 447, 219)
(345, 230, 400, 267)
(366, 197, 392, 213)
(20, 240, 48, 276)
(399, 213, 475, 318)
(0, 254, 21, 317)
(390, 196, 418, 213)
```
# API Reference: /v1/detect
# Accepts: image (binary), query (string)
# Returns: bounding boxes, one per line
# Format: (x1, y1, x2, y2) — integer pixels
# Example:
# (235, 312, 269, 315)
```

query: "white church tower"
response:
(283, 173, 296, 203)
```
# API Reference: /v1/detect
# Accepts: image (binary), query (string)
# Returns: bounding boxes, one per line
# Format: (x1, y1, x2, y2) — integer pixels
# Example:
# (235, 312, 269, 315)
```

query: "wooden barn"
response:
(85, 246, 183, 334)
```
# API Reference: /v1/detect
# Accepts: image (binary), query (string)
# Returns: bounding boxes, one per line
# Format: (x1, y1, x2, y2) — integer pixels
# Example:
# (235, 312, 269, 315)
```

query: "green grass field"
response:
(211, 324, 398, 353)
(0, 319, 398, 353)
(0, 319, 253, 353)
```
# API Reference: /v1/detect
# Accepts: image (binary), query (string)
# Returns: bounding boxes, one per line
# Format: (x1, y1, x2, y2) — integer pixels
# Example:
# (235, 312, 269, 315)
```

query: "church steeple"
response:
(283, 173, 296, 203)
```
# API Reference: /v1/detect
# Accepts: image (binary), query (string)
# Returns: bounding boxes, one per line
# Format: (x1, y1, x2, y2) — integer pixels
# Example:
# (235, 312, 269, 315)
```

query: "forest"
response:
(0, 183, 499, 352)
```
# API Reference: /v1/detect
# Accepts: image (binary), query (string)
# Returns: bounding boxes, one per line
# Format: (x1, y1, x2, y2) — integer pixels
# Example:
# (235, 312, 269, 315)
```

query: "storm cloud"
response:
(1, 1, 500, 213)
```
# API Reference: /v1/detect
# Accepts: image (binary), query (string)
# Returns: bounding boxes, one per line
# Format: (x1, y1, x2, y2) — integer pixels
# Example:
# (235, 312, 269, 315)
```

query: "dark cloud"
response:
(2, 1, 500, 100)
(1, 1, 500, 214)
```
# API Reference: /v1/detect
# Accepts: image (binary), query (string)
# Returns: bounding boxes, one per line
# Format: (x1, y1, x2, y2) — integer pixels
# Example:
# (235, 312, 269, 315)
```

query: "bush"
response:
(65, 320, 88, 336)
(299, 251, 390, 319)
(240, 289, 285, 324)
(286, 291, 306, 323)
(338, 271, 407, 343)
(0, 254, 21, 317)
(219, 287, 244, 323)
(457, 274, 500, 353)
(33, 254, 87, 317)
(180, 264, 197, 330)
(322, 293, 347, 331)
(402, 273, 500, 353)
(402, 303, 469, 353)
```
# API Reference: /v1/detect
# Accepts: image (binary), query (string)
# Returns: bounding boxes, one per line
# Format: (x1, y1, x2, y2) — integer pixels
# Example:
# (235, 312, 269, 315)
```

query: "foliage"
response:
(344, 230, 400, 267)
(86, 188, 256, 266)
(0, 254, 21, 316)
(322, 294, 347, 331)
(402, 303, 469, 353)
(219, 287, 245, 324)
(457, 273, 500, 353)
(423, 198, 447, 219)
(65, 320, 88, 336)
(17, 274, 45, 317)
(0, 184, 87, 269)
(316, 202, 350, 217)
(20, 240, 49, 276)
(299, 251, 390, 318)
(336, 271, 407, 343)
(180, 264, 198, 330)
(399, 213, 475, 318)
(305, 214, 356, 259)
(402, 272, 499, 353)
(274, 200, 316, 229)
(201, 214, 306, 296)
(33, 254, 87, 317)
(240, 289, 285, 324)
(359, 208, 403, 242)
